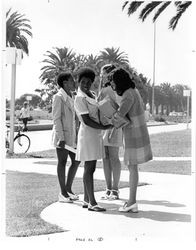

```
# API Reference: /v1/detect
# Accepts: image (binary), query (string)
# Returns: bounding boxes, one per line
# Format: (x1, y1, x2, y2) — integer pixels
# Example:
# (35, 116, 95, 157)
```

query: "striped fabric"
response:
(119, 88, 153, 165)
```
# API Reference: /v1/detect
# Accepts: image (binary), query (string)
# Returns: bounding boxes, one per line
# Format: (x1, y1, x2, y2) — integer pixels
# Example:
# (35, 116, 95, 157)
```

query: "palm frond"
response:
(139, 1, 162, 21)
(122, 1, 129, 10)
(153, 1, 171, 22)
(6, 9, 32, 55)
(127, 1, 144, 16)
(174, 1, 183, 7)
(6, 8, 12, 17)
(169, 1, 192, 30)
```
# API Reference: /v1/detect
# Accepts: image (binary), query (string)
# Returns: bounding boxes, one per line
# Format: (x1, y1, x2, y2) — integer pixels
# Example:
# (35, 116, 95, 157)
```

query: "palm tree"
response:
(40, 47, 76, 86)
(38, 47, 76, 109)
(6, 8, 32, 55)
(99, 47, 129, 65)
(122, 1, 192, 30)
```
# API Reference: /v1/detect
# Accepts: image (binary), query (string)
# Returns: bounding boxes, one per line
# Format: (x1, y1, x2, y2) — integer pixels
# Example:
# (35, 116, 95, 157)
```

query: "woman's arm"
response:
(118, 94, 134, 117)
(81, 114, 112, 130)
(52, 95, 65, 145)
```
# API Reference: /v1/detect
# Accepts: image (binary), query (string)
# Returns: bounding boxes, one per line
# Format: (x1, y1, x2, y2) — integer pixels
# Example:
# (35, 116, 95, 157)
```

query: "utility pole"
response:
(152, 20, 156, 117)
(6, 48, 22, 154)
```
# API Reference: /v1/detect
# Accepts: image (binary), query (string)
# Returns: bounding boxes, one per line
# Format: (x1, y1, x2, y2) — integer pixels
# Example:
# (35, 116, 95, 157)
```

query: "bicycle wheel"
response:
(14, 134, 31, 154)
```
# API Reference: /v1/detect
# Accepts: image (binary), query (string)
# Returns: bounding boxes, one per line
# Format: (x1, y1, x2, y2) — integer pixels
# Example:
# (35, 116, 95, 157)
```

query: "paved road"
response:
(22, 123, 190, 153)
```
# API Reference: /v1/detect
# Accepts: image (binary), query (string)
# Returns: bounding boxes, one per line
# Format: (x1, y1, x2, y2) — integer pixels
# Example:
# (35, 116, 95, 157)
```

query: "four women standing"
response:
(52, 66, 152, 213)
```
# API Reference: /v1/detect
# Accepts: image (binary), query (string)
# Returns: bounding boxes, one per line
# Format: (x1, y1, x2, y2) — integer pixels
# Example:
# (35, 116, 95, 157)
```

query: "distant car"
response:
(169, 112, 178, 116)
(169, 111, 184, 116)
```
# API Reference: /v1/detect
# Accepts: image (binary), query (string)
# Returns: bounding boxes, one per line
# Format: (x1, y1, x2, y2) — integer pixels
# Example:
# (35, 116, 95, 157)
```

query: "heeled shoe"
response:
(67, 192, 79, 200)
(88, 204, 106, 212)
(58, 193, 73, 203)
(118, 202, 138, 213)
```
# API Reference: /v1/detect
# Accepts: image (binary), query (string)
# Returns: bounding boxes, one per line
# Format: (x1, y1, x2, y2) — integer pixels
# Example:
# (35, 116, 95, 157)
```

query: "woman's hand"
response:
(102, 124, 113, 130)
(57, 140, 65, 148)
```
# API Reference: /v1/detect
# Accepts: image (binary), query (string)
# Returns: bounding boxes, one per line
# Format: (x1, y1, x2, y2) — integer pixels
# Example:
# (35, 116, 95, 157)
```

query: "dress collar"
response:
(77, 88, 97, 105)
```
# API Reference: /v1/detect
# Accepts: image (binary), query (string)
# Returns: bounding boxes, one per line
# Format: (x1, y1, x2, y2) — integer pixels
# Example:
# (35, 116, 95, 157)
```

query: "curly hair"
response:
(111, 68, 135, 96)
(56, 72, 72, 88)
(78, 67, 96, 83)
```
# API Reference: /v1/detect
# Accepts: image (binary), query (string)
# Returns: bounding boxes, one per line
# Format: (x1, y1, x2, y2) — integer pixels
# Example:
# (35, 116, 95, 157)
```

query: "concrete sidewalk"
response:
(4, 157, 195, 243)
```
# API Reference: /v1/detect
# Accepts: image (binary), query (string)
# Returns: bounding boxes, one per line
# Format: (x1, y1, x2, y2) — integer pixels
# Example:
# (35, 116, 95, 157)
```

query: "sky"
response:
(2, 0, 196, 98)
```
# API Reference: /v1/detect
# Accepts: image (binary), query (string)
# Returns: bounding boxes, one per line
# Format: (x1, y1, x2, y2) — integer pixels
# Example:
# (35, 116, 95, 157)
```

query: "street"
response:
(16, 123, 190, 153)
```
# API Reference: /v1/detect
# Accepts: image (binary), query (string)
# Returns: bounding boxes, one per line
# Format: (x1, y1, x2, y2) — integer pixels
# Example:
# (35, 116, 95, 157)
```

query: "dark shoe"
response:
(88, 204, 106, 212)
(82, 201, 89, 208)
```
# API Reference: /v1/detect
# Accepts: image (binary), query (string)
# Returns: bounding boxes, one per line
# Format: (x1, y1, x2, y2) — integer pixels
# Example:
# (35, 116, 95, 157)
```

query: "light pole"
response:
(151, 20, 156, 117)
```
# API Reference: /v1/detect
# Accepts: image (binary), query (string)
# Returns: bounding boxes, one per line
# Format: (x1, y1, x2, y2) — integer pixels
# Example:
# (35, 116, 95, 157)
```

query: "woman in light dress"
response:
(98, 64, 123, 200)
(110, 68, 153, 213)
(74, 67, 112, 212)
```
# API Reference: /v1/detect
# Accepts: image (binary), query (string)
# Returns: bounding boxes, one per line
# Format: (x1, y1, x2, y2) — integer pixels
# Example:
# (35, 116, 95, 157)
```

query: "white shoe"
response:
(67, 192, 79, 200)
(119, 202, 138, 213)
(101, 189, 111, 200)
(58, 193, 73, 203)
(109, 190, 119, 200)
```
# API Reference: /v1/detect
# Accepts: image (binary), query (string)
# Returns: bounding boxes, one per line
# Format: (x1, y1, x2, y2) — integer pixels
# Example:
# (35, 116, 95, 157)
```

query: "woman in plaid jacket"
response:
(110, 68, 153, 213)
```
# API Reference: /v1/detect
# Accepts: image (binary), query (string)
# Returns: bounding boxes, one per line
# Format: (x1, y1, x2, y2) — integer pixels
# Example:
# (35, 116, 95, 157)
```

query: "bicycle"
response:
(6, 120, 31, 154)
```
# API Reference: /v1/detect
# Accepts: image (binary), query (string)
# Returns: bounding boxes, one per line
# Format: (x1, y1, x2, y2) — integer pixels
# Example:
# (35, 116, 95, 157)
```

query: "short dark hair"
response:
(56, 72, 72, 88)
(112, 68, 135, 96)
(78, 67, 95, 83)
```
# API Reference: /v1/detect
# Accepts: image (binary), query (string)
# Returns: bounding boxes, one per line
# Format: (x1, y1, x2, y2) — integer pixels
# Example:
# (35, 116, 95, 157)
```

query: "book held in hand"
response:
(98, 97, 131, 128)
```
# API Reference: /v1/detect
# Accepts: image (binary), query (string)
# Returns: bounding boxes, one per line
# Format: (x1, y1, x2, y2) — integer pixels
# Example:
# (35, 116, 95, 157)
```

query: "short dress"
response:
(74, 88, 105, 162)
(118, 88, 153, 165)
(98, 86, 123, 147)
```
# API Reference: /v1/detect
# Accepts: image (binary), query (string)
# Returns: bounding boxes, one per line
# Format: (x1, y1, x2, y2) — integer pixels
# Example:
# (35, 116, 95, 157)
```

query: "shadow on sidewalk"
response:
(111, 209, 191, 223)
(138, 199, 186, 207)
(70, 200, 191, 223)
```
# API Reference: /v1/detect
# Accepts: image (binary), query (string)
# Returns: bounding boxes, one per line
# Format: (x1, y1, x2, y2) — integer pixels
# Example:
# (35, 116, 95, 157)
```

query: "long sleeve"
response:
(118, 91, 134, 118)
(52, 95, 65, 141)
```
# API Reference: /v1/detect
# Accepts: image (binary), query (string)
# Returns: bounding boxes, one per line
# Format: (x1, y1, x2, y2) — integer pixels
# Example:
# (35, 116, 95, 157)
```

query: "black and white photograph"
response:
(0, 0, 195, 248)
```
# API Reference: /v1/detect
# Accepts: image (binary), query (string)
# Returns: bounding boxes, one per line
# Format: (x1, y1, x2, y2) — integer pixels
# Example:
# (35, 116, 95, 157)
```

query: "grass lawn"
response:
(6, 170, 147, 237)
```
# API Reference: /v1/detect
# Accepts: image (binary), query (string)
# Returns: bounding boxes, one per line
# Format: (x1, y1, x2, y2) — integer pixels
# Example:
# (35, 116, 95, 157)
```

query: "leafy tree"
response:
(6, 8, 32, 55)
(15, 94, 42, 109)
(172, 84, 191, 112)
(122, 1, 192, 30)
(6, 98, 10, 109)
